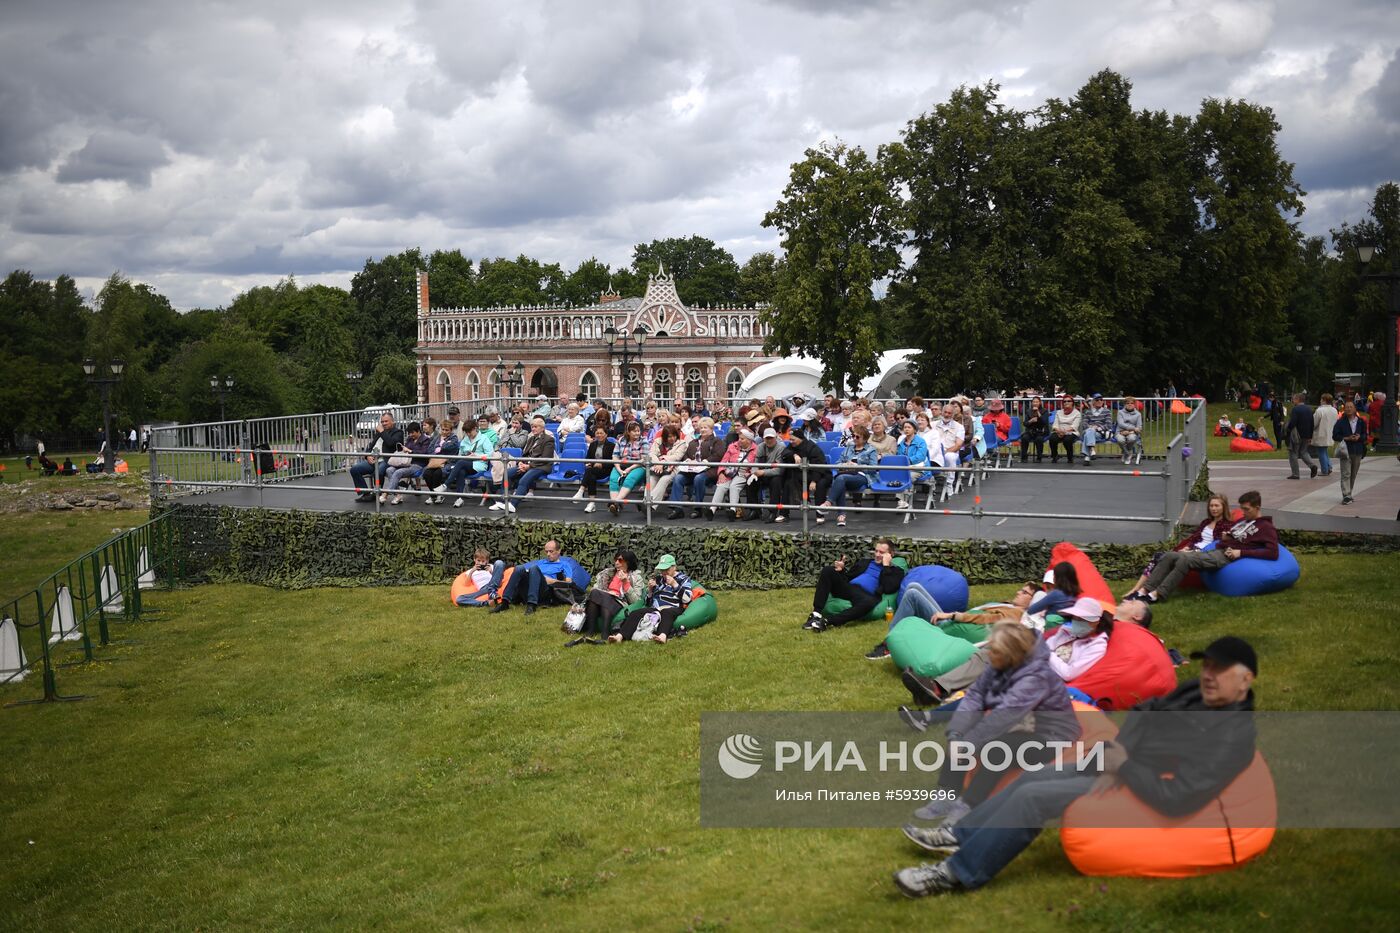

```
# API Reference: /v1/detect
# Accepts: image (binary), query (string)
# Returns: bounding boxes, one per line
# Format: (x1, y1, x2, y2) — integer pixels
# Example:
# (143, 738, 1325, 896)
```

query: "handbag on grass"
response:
(561, 604, 586, 634)
(631, 610, 661, 641)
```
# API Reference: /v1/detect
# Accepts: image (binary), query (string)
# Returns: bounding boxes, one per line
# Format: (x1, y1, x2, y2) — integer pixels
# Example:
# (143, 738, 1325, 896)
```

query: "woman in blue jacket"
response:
(817, 423, 880, 527)
(896, 419, 931, 507)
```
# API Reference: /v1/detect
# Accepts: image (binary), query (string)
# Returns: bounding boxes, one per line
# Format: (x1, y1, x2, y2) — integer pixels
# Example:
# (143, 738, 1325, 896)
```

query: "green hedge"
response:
(155, 504, 1396, 592)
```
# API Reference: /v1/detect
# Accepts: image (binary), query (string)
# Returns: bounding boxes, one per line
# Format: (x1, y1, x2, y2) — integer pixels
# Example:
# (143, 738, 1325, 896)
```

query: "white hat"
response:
(762, 428, 778, 439)
(1064, 597, 1103, 621)
(739, 428, 755, 441)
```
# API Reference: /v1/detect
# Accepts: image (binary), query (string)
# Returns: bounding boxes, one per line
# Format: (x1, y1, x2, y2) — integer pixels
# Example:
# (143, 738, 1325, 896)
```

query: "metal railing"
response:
(1, 514, 179, 706)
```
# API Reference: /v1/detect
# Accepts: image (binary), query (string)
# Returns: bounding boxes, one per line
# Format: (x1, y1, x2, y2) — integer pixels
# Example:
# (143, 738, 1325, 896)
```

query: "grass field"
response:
(0, 510, 151, 607)
(3, 549, 1399, 930)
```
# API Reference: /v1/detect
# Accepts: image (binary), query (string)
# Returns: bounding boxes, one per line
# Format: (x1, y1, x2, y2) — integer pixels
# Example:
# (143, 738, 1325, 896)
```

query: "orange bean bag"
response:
(1170, 399, 1191, 414)
(449, 566, 515, 606)
(1063, 621, 1176, 711)
(1047, 542, 1116, 615)
(1229, 437, 1274, 453)
(965, 700, 1119, 797)
(1061, 751, 1277, 877)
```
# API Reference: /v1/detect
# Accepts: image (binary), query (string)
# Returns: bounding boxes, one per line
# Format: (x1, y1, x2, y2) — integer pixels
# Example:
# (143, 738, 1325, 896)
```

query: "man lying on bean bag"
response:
(1129, 490, 1277, 604)
(893, 636, 1260, 897)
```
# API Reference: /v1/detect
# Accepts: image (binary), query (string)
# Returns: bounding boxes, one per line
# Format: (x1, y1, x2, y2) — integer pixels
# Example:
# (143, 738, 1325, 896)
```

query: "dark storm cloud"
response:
(0, 0, 1395, 308)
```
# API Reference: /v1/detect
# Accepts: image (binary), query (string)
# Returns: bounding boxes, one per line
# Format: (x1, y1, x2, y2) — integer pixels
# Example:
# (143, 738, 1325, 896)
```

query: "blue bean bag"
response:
(1201, 544, 1300, 597)
(515, 557, 592, 594)
(897, 564, 969, 613)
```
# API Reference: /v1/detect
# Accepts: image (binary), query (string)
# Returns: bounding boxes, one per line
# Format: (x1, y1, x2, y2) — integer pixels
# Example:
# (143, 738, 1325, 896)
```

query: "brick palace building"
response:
(413, 265, 780, 409)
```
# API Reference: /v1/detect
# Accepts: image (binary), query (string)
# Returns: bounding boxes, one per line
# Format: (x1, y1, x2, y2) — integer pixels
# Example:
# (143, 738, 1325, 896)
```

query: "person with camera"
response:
(803, 538, 905, 632)
(607, 554, 695, 644)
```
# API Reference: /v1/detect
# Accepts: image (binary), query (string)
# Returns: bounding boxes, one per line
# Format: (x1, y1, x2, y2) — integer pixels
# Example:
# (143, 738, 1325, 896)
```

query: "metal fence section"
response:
(1, 514, 179, 706)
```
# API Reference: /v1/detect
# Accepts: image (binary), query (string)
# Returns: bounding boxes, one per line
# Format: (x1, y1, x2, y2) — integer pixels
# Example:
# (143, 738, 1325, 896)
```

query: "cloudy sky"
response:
(1, 0, 1396, 310)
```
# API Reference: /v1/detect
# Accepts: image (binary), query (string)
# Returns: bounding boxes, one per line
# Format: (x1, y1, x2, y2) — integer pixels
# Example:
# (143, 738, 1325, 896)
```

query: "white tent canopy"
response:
(738, 349, 920, 401)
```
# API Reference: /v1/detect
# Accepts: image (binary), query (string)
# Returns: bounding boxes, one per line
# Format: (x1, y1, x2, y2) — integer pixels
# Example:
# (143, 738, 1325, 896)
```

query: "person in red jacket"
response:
(1132, 490, 1277, 603)
(981, 398, 1011, 443)
(1366, 392, 1386, 448)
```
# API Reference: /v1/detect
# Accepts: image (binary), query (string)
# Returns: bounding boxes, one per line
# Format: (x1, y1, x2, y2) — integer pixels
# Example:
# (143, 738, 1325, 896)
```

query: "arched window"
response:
(625, 367, 642, 399)
(579, 370, 599, 401)
(726, 368, 744, 405)
(719, 318, 729, 338)
(685, 367, 704, 407)
(467, 369, 481, 401)
(653, 367, 673, 406)
(436, 369, 452, 403)
(488, 366, 501, 401)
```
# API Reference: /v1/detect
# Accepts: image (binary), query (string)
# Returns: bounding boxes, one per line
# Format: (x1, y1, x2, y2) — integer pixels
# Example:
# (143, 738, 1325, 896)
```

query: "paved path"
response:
(1202, 455, 1400, 536)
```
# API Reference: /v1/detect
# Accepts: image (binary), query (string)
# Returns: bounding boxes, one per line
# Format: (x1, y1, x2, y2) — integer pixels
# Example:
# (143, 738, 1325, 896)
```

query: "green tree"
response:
(737, 251, 779, 305)
(0, 271, 92, 447)
(427, 249, 477, 308)
(631, 236, 740, 306)
(350, 249, 425, 373)
(362, 353, 418, 405)
(762, 141, 902, 395)
(561, 257, 616, 306)
(1330, 182, 1400, 386)
(475, 255, 566, 306)
(86, 273, 187, 426)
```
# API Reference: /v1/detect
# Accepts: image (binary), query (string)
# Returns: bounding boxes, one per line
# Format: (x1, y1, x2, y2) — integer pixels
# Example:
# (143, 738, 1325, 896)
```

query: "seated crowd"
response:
(348, 388, 1165, 518)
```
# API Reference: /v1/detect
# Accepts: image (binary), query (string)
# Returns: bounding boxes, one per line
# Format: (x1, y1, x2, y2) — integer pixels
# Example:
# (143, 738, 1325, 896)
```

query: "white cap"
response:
(762, 428, 779, 439)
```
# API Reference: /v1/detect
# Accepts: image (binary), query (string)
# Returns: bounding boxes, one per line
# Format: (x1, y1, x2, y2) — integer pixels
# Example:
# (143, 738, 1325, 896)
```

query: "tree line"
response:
(0, 238, 777, 450)
(761, 69, 1399, 398)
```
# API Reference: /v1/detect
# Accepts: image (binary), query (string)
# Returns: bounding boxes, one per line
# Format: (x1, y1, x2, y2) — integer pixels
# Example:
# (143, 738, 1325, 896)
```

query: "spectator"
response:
(500, 415, 531, 450)
(1312, 393, 1339, 475)
(454, 548, 507, 607)
(982, 398, 1011, 445)
(644, 423, 686, 512)
(1044, 597, 1112, 681)
(573, 550, 646, 639)
(60, 457, 77, 475)
(803, 538, 905, 632)
(607, 420, 648, 515)
(915, 412, 940, 459)
(578, 424, 616, 513)
(558, 403, 587, 440)
(498, 416, 555, 513)
(969, 394, 988, 422)
(668, 417, 725, 519)
(445, 420, 496, 508)
(1284, 391, 1317, 480)
(771, 409, 795, 442)
(870, 418, 898, 456)
(577, 392, 596, 423)
(1115, 396, 1143, 462)
(530, 394, 553, 420)
(482, 407, 507, 443)
(1123, 494, 1233, 600)
(710, 428, 759, 521)
(785, 429, 831, 513)
(422, 420, 462, 503)
(1020, 396, 1049, 463)
(818, 423, 879, 527)
(1028, 561, 1082, 619)
(1134, 490, 1278, 602)
(1080, 394, 1114, 465)
(929, 406, 965, 495)
(865, 579, 1038, 662)
(1048, 395, 1081, 464)
(382, 421, 434, 504)
(1333, 399, 1368, 505)
(914, 620, 1078, 826)
(894, 636, 1257, 897)
(607, 554, 694, 644)
(492, 539, 582, 616)
(350, 413, 404, 502)
(751, 427, 790, 522)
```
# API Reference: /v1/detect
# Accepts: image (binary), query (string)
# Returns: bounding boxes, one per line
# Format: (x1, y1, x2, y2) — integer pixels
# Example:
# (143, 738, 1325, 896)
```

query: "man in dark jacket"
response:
(894, 635, 1258, 896)
(500, 417, 557, 513)
(1134, 490, 1278, 603)
(351, 413, 405, 502)
(785, 434, 830, 508)
(804, 539, 905, 631)
(1267, 393, 1286, 448)
(1284, 392, 1317, 479)
(1333, 398, 1369, 504)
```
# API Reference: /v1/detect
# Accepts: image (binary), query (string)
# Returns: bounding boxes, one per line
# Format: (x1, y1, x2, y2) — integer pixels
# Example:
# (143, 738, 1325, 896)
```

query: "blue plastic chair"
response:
(868, 455, 913, 497)
(826, 431, 842, 443)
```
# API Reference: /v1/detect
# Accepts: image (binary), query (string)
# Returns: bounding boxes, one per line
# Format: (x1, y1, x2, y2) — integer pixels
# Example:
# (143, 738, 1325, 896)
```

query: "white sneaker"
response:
(489, 502, 505, 511)
(432, 485, 446, 494)
(453, 497, 465, 508)
(584, 501, 596, 513)
(572, 488, 585, 501)
(378, 492, 388, 504)
(506, 502, 517, 513)
(390, 494, 403, 505)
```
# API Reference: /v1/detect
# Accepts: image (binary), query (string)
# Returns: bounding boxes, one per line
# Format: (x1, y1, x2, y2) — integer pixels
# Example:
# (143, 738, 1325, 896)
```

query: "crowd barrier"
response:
(1, 514, 180, 706)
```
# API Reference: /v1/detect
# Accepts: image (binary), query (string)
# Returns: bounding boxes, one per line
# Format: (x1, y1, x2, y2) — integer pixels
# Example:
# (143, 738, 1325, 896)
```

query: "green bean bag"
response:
(611, 592, 719, 630)
(887, 616, 978, 679)
(824, 557, 909, 621)
(939, 621, 991, 644)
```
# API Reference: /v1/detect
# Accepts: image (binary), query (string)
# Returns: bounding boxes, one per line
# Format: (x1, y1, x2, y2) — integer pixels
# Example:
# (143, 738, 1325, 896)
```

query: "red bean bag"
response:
(1047, 543, 1116, 615)
(449, 566, 515, 606)
(1063, 621, 1176, 711)
(1061, 751, 1277, 877)
(1229, 437, 1274, 453)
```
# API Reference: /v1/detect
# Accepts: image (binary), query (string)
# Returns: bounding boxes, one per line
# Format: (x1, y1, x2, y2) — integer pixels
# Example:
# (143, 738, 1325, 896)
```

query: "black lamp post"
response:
(83, 358, 125, 474)
(1294, 344, 1319, 396)
(603, 323, 648, 398)
(345, 370, 363, 407)
(492, 358, 525, 400)
(1357, 244, 1398, 452)
(209, 375, 235, 421)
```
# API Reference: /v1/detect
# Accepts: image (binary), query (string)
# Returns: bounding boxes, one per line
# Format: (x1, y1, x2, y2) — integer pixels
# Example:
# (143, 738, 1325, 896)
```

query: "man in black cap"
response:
(893, 635, 1258, 897)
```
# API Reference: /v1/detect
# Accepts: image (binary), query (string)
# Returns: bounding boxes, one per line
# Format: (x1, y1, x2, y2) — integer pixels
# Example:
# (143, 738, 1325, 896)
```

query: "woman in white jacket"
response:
(1312, 393, 1339, 476)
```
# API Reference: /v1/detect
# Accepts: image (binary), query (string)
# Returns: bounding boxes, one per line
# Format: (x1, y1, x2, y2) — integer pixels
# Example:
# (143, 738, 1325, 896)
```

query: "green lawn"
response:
(3, 551, 1398, 930)
(0, 510, 150, 607)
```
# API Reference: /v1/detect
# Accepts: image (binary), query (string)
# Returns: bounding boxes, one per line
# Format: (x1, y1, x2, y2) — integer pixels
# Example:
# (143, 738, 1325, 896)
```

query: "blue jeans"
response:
(455, 560, 506, 606)
(671, 471, 712, 502)
(350, 459, 389, 491)
(946, 766, 1100, 889)
(1311, 445, 1331, 474)
(889, 582, 943, 631)
(827, 472, 869, 506)
(508, 466, 550, 506)
(1082, 427, 1105, 453)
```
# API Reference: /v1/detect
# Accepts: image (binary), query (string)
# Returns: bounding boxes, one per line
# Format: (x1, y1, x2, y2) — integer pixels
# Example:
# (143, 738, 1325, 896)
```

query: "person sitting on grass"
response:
(1028, 561, 1082, 620)
(803, 538, 905, 633)
(570, 549, 645, 641)
(1122, 493, 1233, 601)
(1131, 490, 1278, 603)
(608, 420, 648, 516)
(817, 424, 879, 527)
(60, 457, 77, 475)
(864, 580, 1038, 661)
(893, 636, 1258, 897)
(455, 547, 507, 607)
(608, 554, 694, 644)
(1044, 597, 1111, 681)
(491, 539, 581, 616)
(908, 621, 1079, 828)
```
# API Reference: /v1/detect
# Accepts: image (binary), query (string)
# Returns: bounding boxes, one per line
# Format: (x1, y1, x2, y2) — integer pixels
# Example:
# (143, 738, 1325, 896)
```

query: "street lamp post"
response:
(492, 358, 525, 402)
(209, 375, 235, 422)
(603, 323, 648, 398)
(1357, 244, 1398, 452)
(1294, 344, 1319, 396)
(83, 358, 125, 474)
